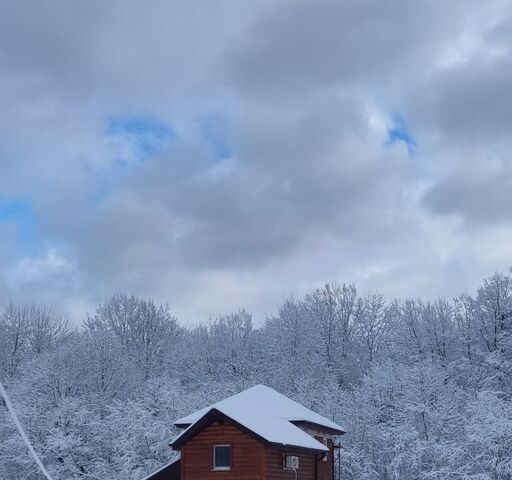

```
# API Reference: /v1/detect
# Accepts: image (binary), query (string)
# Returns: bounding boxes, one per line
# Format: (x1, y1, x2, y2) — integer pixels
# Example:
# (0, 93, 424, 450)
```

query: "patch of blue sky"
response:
(198, 113, 232, 161)
(385, 113, 416, 156)
(105, 115, 174, 161)
(0, 199, 40, 254)
(89, 115, 174, 206)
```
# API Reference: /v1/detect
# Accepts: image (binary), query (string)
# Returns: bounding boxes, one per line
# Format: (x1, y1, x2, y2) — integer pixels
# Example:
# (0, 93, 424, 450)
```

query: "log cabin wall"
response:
(180, 421, 265, 480)
(178, 418, 336, 480)
(295, 424, 335, 480)
(265, 448, 317, 480)
(315, 438, 334, 480)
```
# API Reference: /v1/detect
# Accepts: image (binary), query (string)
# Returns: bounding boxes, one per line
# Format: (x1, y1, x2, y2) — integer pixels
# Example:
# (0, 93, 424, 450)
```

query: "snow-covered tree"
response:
(2, 274, 512, 479)
(85, 294, 181, 379)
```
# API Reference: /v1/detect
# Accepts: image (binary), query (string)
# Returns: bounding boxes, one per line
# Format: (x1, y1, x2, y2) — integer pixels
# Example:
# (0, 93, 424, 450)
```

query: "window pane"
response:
(214, 445, 231, 468)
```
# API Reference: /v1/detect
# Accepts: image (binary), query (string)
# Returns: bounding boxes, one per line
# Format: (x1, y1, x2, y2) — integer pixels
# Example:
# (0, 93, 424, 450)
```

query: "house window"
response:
(213, 444, 231, 470)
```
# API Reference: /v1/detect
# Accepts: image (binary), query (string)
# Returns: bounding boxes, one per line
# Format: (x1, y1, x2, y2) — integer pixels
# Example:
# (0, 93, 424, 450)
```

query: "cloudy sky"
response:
(1, 0, 511, 323)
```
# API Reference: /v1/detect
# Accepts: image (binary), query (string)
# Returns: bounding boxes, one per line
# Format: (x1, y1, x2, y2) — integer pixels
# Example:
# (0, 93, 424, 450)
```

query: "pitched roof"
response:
(144, 458, 180, 480)
(171, 384, 345, 452)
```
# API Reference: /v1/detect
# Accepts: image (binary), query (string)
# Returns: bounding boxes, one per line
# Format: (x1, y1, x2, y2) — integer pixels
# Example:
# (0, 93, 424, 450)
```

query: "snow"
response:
(0, 381, 55, 480)
(173, 384, 344, 451)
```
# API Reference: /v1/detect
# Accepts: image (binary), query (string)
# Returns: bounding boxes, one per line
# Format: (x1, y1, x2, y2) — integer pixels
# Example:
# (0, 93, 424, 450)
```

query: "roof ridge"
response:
(171, 384, 345, 452)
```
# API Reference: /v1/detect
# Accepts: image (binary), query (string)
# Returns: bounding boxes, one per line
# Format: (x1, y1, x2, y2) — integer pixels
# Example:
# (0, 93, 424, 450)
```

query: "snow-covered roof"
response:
(172, 384, 345, 452)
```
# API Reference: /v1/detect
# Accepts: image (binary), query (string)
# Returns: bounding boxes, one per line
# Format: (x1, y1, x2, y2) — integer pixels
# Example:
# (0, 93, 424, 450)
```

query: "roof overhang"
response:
(174, 422, 193, 429)
(291, 420, 346, 435)
(170, 408, 328, 454)
(170, 408, 270, 450)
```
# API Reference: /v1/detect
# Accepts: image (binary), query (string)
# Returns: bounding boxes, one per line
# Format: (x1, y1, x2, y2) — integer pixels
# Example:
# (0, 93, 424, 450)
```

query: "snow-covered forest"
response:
(1, 271, 512, 480)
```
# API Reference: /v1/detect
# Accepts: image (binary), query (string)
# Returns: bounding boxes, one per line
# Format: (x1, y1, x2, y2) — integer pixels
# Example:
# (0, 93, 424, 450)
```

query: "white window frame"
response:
(213, 444, 231, 471)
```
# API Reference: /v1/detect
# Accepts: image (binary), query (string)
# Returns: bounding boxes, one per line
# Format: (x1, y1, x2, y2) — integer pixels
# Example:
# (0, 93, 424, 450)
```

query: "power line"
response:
(0, 380, 55, 480)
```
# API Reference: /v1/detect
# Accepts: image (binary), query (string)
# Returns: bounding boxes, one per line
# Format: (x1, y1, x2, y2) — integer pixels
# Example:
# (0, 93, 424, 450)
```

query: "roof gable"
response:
(171, 384, 345, 452)
(171, 408, 273, 450)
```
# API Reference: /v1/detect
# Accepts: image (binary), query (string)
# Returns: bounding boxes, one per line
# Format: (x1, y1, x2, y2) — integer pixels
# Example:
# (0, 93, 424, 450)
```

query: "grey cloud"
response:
(402, 6, 512, 142)
(74, 94, 414, 302)
(414, 10, 512, 224)
(407, 56, 512, 145)
(221, 0, 460, 101)
(422, 161, 512, 224)
(0, 0, 256, 107)
(437, 60, 512, 141)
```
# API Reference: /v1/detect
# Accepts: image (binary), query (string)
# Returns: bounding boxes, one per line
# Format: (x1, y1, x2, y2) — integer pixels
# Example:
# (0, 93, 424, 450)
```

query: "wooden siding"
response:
(180, 421, 265, 480)
(265, 447, 317, 480)
(178, 418, 337, 480)
(295, 425, 335, 480)
(315, 437, 334, 480)
(264, 441, 334, 480)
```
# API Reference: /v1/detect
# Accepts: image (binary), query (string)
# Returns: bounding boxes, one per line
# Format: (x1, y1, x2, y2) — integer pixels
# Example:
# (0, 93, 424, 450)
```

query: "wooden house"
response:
(147, 384, 345, 480)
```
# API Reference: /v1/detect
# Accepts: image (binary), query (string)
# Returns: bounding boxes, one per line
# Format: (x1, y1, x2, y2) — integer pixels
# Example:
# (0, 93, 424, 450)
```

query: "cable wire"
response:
(0, 380, 55, 480)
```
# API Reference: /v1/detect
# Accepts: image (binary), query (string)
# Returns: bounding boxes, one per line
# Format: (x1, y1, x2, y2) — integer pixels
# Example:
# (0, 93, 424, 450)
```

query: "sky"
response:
(0, 0, 512, 324)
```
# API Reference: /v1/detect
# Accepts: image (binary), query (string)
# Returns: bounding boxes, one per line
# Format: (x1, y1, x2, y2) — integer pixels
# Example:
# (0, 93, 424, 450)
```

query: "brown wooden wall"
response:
(265, 448, 317, 480)
(315, 437, 334, 480)
(180, 421, 265, 480)
(264, 442, 334, 480)
(179, 420, 336, 480)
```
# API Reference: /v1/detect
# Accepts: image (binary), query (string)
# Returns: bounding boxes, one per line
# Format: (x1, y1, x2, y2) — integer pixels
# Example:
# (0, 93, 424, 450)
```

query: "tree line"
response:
(1, 272, 511, 479)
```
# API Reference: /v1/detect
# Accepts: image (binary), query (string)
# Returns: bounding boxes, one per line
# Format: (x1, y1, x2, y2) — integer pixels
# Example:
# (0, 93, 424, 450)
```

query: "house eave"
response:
(170, 408, 271, 450)
(290, 420, 346, 435)
(170, 409, 330, 454)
